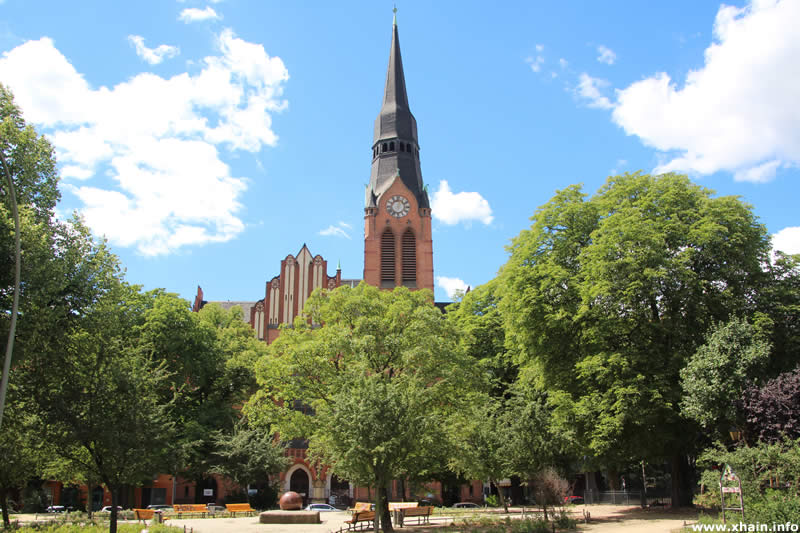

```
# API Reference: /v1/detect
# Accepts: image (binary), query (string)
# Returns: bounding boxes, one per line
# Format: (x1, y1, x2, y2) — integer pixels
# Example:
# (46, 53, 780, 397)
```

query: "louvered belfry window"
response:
(402, 229, 416, 287)
(381, 229, 395, 288)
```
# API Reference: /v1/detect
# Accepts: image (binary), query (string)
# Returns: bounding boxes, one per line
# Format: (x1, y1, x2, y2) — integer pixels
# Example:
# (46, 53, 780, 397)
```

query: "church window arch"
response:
(382, 143, 388, 153)
(402, 229, 416, 288)
(381, 229, 396, 288)
(389, 141, 395, 151)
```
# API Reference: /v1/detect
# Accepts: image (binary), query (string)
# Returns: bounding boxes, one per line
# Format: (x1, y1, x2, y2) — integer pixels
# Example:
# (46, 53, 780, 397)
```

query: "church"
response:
(192, 13, 481, 507)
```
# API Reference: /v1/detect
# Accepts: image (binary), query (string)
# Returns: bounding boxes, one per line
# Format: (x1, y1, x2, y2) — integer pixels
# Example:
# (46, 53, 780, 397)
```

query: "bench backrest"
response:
(134, 509, 154, 520)
(354, 511, 376, 522)
(402, 506, 433, 516)
(352, 502, 371, 512)
(388, 502, 418, 510)
(173, 504, 207, 512)
(226, 503, 253, 511)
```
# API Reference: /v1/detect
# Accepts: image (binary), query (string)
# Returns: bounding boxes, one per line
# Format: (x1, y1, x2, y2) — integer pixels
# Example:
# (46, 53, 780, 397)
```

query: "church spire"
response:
(366, 10, 429, 210)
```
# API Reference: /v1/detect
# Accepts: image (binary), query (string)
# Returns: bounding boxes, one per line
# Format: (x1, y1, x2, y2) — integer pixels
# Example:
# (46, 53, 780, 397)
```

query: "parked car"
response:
(207, 504, 226, 513)
(147, 504, 171, 513)
(564, 495, 584, 505)
(46, 505, 66, 513)
(305, 503, 339, 512)
(99, 505, 124, 513)
(453, 502, 480, 508)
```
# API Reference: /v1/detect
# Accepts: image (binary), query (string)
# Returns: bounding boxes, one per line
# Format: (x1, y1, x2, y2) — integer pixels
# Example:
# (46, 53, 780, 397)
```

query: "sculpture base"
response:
(259, 510, 321, 524)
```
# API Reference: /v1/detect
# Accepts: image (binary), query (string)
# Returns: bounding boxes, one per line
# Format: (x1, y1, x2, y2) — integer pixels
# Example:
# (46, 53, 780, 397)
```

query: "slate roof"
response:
(366, 17, 430, 210)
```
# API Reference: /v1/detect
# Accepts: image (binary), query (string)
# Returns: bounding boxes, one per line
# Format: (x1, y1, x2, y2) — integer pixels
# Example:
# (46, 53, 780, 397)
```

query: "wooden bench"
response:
(398, 505, 433, 526)
(172, 504, 207, 517)
(225, 502, 256, 516)
(134, 509, 170, 524)
(345, 510, 375, 531)
(348, 501, 372, 512)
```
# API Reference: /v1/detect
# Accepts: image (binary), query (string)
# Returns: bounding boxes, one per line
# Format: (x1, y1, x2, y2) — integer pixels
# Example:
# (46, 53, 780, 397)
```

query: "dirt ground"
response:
(10, 505, 702, 532)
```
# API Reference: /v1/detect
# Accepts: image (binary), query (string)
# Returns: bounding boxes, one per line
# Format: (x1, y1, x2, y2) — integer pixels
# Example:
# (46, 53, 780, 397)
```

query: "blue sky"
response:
(1, 0, 798, 303)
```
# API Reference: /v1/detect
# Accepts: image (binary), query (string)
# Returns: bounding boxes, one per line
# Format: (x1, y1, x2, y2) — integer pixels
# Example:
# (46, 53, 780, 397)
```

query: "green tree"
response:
(447, 396, 512, 511)
(680, 317, 771, 438)
(247, 283, 477, 532)
(209, 421, 288, 506)
(22, 278, 176, 533)
(445, 280, 517, 399)
(0, 383, 46, 527)
(500, 172, 771, 505)
(139, 299, 267, 490)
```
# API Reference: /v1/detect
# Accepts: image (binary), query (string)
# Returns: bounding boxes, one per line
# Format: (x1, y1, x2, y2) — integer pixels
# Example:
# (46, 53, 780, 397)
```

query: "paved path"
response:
(167, 511, 353, 533)
(13, 505, 700, 532)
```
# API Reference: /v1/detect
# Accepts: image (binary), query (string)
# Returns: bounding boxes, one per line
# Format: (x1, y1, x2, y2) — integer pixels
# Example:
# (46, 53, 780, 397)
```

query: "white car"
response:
(305, 503, 339, 512)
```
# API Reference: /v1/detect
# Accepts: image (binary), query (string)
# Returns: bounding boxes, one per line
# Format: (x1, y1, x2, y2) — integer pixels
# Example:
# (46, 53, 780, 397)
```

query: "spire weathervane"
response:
(393, 5, 397, 25)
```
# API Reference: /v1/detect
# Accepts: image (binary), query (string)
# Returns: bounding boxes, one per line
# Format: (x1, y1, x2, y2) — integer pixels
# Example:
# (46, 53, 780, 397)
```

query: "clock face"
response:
(387, 195, 410, 218)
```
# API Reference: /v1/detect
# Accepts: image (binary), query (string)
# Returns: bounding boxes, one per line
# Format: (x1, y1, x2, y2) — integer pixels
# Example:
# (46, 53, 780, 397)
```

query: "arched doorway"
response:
(289, 469, 310, 506)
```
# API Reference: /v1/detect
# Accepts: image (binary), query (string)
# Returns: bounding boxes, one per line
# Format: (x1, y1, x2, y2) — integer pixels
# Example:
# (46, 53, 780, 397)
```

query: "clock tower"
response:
(364, 13, 433, 291)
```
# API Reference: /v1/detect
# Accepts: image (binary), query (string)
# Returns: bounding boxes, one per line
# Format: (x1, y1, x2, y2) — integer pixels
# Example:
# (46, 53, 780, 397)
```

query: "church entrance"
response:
(290, 469, 310, 506)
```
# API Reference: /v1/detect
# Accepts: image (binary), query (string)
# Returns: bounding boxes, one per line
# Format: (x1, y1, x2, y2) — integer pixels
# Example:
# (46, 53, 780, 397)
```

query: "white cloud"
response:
(437, 276, 469, 299)
(576, 73, 613, 109)
(611, 0, 800, 182)
(431, 180, 493, 226)
(559, 58, 568, 69)
(596, 45, 616, 65)
(526, 55, 544, 73)
(319, 221, 352, 239)
(179, 7, 220, 23)
(772, 227, 800, 258)
(127, 35, 179, 65)
(0, 30, 289, 256)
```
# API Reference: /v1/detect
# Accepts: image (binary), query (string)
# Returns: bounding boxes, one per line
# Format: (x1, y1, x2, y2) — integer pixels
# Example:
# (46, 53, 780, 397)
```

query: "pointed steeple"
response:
(367, 11, 429, 210)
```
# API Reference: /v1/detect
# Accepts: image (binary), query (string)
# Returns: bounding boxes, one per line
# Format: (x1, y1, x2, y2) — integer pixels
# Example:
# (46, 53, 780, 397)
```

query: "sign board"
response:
(722, 487, 741, 493)
(203, 489, 213, 497)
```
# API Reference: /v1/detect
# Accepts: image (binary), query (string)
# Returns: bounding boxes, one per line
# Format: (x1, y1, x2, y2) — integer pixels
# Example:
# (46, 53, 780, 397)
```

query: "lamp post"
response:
(0, 149, 21, 432)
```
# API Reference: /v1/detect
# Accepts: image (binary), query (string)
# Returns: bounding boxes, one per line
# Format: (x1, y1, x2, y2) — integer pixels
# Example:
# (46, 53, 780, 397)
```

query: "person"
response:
(621, 476, 626, 492)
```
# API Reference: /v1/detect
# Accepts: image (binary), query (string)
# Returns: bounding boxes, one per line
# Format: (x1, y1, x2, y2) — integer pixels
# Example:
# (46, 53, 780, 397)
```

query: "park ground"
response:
(12, 504, 703, 532)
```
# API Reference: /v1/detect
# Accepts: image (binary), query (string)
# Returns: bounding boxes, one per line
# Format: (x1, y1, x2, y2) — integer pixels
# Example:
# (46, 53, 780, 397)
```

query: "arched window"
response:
(381, 229, 395, 288)
(389, 141, 395, 151)
(407, 143, 412, 153)
(402, 229, 416, 288)
(382, 143, 388, 153)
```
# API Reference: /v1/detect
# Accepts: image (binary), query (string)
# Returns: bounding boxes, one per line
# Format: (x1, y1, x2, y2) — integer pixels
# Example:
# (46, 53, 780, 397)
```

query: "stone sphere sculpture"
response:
(279, 491, 303, 510)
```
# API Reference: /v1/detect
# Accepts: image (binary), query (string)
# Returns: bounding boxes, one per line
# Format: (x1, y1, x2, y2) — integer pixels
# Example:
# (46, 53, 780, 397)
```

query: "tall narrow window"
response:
(381, 229, 395, 288)
(402, 229, 416, 288)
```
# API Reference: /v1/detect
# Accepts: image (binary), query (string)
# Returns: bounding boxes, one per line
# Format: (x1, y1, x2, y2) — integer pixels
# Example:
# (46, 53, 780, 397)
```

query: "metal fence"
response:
(584, 489, 672, 507)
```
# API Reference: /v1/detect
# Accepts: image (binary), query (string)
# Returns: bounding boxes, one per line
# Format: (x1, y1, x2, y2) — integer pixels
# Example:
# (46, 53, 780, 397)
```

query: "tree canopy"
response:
(247, 283, 478, 532)
(499, 172, 772, 504)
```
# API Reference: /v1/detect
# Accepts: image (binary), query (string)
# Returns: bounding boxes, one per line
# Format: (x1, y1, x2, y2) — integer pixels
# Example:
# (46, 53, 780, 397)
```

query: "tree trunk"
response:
(1, 488, 10, 528)
(87, 481, 93, 518)
(607, 467, 619, 491)
(110, 486, 118, 533)
(373, 480, 381, 533)
(379, 484, 393, 532)
(670, 454, 694, 507)
(490, 478, 509, 513)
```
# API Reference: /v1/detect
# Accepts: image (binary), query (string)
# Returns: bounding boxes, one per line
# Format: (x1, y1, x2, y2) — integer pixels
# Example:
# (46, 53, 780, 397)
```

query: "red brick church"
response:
(192, 15, 481, 508)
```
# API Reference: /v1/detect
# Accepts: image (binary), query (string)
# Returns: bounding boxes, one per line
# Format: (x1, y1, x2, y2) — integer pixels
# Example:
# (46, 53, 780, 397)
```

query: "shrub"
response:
(747, 489, 800, 524)
(510, 517, 551, 533)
